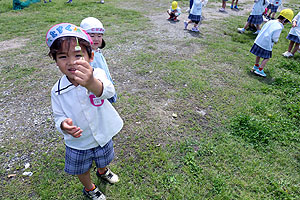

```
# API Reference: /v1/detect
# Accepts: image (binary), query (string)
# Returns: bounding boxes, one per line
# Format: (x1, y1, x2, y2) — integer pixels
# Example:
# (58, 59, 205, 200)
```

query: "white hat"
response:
(46, 23, 91, 47)
(80, 17, 105, 34)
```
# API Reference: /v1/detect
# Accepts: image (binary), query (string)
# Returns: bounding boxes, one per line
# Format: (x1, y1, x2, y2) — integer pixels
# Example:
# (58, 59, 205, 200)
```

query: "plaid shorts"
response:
(267, 4, 278, 13)
(64, 140, 114, 175)
(250, 43, 272, 59)
(188, 14, 201, 23)
(247, 15, 263, 25)
(286, 34, 300, 44)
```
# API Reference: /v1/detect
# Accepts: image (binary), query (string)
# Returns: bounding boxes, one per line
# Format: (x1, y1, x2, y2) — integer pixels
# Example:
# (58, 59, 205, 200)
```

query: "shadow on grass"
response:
(247, 69, 275, 85)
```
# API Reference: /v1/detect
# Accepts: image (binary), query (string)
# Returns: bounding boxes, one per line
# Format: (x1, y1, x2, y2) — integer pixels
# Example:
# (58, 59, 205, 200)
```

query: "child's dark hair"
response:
(48, 36, 92, 60)
(278, 15, 289, 23)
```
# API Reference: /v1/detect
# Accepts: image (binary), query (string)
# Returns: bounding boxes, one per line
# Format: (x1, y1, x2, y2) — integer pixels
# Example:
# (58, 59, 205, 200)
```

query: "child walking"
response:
(238, 0, 270, 34)
(184, 0, 204, 32)
(46, 23, 123, 200)
(265, 0, 282, 20)
(80, 17, 117, 103)
(249, 9, 294, 77)
(167, 1, 181, 21)
(282, 11, 300, 57)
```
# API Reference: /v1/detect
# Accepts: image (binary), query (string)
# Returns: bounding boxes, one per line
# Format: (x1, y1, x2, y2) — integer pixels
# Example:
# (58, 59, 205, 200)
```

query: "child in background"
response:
(249, 9, 294, 77)
(80, 17, 117, 103)
(282, 12, 300, 57)
(184, 0, 204, 32)
(231, 0, 239, 10)
(167, 1, 181, 21)
(266, 0, 282, 20)
(46, 23, 123, 200)
(219, 0, 228, 12)
(238, 0, 270, 34)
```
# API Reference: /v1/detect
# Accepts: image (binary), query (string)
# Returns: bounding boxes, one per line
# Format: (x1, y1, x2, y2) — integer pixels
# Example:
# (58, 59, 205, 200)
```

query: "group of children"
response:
(44, 1, 299, 200)
(235, 0, 299, 77)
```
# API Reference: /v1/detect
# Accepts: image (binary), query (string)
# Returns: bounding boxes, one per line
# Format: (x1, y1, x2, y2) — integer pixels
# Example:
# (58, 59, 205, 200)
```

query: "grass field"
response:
(0, 0, 299, 199)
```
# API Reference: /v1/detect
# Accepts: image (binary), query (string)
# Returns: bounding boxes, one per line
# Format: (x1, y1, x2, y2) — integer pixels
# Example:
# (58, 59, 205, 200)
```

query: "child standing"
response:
(219, 0, 228, 12)
(231, 0, 239, 10)
(282, 12, 300, 57)
(184, 0, 204, 32)
(238, 0, 270, 34)
(167, 1, 181, 21)
(266, 0, 282, 20)
(46, 23, 123, 200)
(249, 9, 294, 77)
(80, 17, 117, 103)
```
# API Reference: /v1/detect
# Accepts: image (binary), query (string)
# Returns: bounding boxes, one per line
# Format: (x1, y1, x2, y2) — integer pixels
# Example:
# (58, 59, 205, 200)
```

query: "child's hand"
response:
(73, 59, 94, 87)
(292, 21, 297, 28)
(61, 118, 83, 138)
(73, 59, 103, 97)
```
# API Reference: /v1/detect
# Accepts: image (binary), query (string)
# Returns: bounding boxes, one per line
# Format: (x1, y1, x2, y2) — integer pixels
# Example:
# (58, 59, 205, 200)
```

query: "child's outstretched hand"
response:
(61, 118, 83, 138)
(292, 21, 297, 28)
(73, 59, 103, 97)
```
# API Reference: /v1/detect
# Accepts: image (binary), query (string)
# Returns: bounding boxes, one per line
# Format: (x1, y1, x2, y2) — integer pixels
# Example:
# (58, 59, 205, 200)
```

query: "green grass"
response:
(1, 0, 300, 199)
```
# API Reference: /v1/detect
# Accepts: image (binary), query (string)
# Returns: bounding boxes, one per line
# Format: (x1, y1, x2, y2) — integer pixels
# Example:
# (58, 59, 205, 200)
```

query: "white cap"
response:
(80, 17, 105, 34)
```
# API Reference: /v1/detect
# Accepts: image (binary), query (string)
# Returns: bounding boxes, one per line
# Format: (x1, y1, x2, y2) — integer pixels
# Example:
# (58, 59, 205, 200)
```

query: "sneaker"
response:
(100, 0, 104, 3)
(173, 17, 178, 22)
(237, 28, 245, 33)
(66, 0, 72, 3)
(252, 65, 259, 71)
(219, 8, 225, 12)
(184, 21, 188, 29)
(230, 5, 233, 9)
(96, 168, 119, 184)
(191, 27, 199, 32)
(234, 5, 239, 10)
(253, 30, 260, 34)
(83, 185, 106, 200)
(282, 51, 293, 57)
(254, 69, 266, 77)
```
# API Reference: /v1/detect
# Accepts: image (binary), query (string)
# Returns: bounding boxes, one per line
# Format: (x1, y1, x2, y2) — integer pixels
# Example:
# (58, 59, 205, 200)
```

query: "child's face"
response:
(89, 33, 103, 50)
(56, 39, 93, 83)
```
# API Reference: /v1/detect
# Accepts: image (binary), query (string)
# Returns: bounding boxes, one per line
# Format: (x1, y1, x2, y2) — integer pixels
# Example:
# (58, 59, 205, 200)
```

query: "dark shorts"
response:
(286, 34, 300, 44)
(188, 14, 201, 23)
(247, 15, 263, 25)
(267, 4, 278, 13)
(250, 43, 272, 59)
(64, 140, 114, 175)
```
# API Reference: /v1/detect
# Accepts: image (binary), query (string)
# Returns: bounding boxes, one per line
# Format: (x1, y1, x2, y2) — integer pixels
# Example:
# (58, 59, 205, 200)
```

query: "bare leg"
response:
(77, 170, 94, 190)
(255, 56, 260, 65)
(243, 22, 250, 30)
(256, 24, 261, 31)
(97, 167, 107, 174)
(291, 43, 300, 55)
(288, 41, 295, 52)
(222, 0, 226, 9)
(260, 58, 269, 70)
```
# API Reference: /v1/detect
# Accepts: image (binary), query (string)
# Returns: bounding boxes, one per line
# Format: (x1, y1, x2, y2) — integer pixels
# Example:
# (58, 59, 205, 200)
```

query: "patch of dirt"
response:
(0, 38, 29, 52)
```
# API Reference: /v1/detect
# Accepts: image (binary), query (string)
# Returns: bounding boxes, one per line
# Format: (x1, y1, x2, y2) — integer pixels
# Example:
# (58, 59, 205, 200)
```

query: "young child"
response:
(238, 0, 270, 34)
(184, 0, 204, 32)
(46, 23, 123, 200)
(249, 9, 294, 77)
(80, 17, 117, 103)
(282, 12, 300, 57)
(266, 0, 282, 20)
(167, 1, 181, 21)
(231, 0, 239, 10)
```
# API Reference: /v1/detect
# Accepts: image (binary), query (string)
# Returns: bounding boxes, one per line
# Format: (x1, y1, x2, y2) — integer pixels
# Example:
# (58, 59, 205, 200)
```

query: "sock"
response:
(255, 64, 259, 67)
(258, 67, 263, 71)
(85, 184, 96, 192)
(98, 168, 108, 175)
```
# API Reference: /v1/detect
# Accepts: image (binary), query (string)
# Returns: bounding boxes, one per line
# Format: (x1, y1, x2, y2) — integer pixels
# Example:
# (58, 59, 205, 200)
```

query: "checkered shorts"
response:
(267, 4, 278, 13)
(247, 15, 263, 25)
(250, 43, 272, 59)
(64, 140, 114, 175)
(188, 14, 201, 23)
(286, 34, 300, 44)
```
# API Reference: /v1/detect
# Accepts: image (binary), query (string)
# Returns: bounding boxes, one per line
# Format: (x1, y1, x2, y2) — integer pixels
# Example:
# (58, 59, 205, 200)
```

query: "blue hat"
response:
(46, 23, 91, 47)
